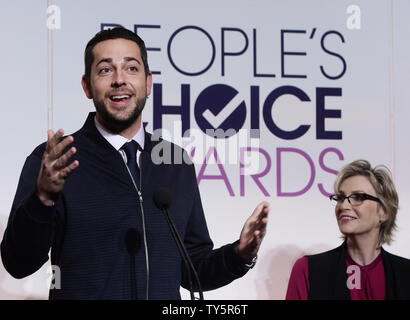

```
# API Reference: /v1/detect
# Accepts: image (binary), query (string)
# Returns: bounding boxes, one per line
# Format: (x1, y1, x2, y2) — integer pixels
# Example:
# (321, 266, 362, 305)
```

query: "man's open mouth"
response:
(110, 94, 131, 102)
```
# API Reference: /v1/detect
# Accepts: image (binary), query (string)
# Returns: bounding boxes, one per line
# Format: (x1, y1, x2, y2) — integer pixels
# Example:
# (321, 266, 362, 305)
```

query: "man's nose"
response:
(112, 70, 126, 87)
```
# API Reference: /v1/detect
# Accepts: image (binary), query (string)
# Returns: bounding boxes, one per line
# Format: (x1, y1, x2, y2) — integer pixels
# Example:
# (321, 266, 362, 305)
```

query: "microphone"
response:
(153, 188, 204, 300)
(125, 228, 140, 299)
(153, 187, 172, 210)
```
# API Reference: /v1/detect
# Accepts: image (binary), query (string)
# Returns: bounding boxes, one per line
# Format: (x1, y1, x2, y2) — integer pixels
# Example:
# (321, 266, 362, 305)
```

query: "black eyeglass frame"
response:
(329, 192, 382, 206)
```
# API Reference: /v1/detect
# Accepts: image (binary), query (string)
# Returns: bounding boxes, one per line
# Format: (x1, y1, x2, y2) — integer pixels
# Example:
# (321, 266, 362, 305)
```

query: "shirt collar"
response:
(94, 116, 145, 151)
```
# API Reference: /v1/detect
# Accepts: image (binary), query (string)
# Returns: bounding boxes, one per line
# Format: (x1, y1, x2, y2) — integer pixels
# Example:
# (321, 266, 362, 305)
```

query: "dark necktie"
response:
(122, 140, 141, 188)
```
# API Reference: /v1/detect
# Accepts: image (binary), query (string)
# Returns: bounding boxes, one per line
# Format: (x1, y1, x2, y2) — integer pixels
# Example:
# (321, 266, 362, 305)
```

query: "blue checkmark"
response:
(194, 84, 247, 138)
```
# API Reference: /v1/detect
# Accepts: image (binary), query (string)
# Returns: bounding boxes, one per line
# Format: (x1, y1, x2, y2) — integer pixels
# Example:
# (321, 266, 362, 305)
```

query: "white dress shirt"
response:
(94, 116, 145, 167)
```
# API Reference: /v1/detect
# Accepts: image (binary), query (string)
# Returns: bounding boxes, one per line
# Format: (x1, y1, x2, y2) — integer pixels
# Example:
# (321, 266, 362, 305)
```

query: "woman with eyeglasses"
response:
(286, 159, 410, 300)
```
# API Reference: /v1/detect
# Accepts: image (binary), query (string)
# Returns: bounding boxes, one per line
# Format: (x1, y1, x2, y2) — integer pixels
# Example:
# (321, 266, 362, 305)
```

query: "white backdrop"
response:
(0, 0, 409, 300)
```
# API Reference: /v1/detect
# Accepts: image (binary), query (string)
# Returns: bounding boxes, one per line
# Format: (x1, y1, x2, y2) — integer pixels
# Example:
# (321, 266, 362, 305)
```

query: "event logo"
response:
(195, 84, 246, 136)
(101, 22, 351, 197)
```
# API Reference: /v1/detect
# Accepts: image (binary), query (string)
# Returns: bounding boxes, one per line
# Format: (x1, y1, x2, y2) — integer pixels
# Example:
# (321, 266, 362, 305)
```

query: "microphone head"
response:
(153, 187, 172, 210)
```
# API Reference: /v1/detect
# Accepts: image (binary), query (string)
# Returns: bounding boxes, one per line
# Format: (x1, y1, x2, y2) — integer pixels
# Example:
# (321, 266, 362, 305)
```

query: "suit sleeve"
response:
(1, 149, 56, 279)
(181, 163, 249, 291)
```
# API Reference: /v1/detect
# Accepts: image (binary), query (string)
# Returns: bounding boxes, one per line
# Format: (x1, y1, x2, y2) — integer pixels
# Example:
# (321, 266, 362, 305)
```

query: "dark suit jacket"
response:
(1, 112, 247, 299)
(308, 242, 410, 299)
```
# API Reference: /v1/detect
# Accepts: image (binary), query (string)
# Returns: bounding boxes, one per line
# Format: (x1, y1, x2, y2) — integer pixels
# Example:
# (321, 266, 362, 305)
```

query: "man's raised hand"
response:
(237, 201, 270, 263)
(36, 129, 79, 206)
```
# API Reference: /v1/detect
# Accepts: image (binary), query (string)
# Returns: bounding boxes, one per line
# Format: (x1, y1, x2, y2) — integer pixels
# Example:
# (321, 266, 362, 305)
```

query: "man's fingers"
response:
(247, 202, 269, 231)
(243, 205, 268, 246)
(38, 130, 78, 205)
(54, 147, 77, 170)
(58, 160, 79, 180)
(46, 129, 64, 153)
(67, 159, 79, 173)
(45, 130, 54, 153)
(246, 217, 267, 234)
(255, 224, 267, 245)
(251, 201, 270, 220)
(255, 211, 269, 227)
(49, 135, 74, 161)
(48, 130, 55, 141)
(238, 202, 270, 261)
(52, 135, 74, 159)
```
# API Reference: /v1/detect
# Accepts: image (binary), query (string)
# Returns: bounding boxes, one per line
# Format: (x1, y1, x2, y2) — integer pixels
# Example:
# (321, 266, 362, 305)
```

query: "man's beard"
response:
(94, 96, 146, 133)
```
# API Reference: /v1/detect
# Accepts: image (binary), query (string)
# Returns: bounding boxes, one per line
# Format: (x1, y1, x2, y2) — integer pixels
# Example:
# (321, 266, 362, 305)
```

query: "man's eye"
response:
(128, 66, 138, 72)
(99, 68, 110, 74)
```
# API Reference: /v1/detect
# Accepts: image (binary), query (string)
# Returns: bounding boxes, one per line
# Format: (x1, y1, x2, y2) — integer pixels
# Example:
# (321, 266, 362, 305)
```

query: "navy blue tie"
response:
(122, 140, 141, 188)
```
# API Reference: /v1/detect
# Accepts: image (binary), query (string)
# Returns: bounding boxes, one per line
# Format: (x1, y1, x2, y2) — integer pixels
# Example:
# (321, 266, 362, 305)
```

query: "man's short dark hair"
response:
(84, 27, 150, 79)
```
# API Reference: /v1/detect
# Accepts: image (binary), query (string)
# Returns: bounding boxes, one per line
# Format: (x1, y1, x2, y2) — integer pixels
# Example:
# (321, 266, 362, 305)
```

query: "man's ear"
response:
(81, 75, 93, 99)
(146, 72, 153, 97)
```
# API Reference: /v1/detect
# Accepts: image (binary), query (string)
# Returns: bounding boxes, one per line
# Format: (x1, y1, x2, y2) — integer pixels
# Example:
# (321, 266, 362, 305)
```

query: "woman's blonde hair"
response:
(334, 159, 399, 245)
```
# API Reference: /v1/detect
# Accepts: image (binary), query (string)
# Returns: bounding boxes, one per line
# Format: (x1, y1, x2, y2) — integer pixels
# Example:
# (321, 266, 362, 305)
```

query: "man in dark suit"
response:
(1, 27, 269, 299)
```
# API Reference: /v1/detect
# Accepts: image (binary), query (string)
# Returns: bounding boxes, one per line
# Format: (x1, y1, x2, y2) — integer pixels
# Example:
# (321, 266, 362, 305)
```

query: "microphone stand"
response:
(161, 207, 204, 300)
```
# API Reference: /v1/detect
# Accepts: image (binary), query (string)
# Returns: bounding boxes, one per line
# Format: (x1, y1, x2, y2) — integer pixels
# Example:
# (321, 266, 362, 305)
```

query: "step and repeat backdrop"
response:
(0, 0, 409, 299)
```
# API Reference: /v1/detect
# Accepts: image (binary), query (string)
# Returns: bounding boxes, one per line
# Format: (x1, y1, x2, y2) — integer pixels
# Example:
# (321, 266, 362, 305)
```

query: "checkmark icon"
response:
(202, 93, 244, 129)
(194, 84, 247, 136)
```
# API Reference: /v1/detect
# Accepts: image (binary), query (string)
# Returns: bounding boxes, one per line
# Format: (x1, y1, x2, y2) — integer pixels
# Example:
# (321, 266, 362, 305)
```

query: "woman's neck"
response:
(346, 235, 381, 266)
